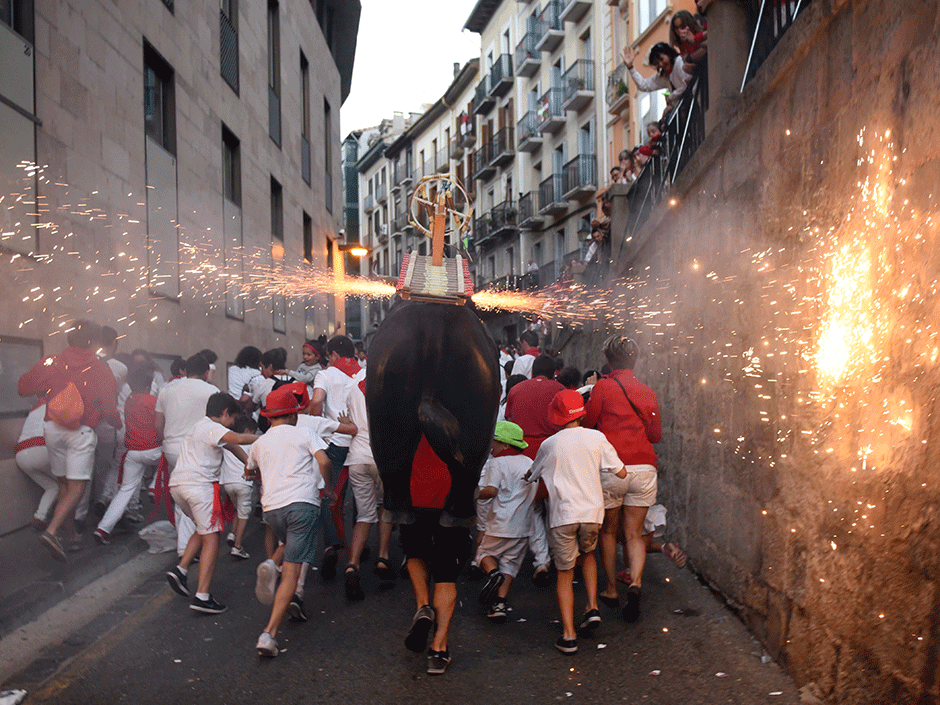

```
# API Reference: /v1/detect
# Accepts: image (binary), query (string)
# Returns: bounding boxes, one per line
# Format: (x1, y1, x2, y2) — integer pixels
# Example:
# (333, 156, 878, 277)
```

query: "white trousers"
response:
(97, 447, 162, 535)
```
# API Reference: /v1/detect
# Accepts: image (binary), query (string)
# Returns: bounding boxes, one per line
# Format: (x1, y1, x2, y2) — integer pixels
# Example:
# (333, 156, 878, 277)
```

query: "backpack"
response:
(256, 375, 292, 432)
(47, 381, 85, 430)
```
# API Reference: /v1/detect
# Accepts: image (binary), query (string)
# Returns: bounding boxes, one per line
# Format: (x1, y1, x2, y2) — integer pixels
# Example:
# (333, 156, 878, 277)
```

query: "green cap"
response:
(493, 420, 528, 449)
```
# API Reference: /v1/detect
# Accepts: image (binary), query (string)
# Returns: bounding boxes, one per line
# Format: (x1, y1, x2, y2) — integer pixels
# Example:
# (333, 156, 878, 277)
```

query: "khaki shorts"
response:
(548, 523, 601, 571)
(475, 534, 528, 577)
(222, 482, 253, 520)
(170, 483, 217, 535)
(348, 463, 383, 524)
(44, 421, 97, 481)
(623, 467, 657, 507)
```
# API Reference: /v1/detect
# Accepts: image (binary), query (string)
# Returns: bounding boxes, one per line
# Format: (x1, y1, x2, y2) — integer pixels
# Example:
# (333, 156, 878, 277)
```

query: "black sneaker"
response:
(321, 546, 339, 580)
(578, 608, 602, 635)
(345, 566, 365, 601)
(166, 566, 189, 597)
(555, 636, 578, 654)
(478, 570, 505, 605)
(467, 564, 485, 581)
(487, 601, 508, 624)
(533, 567, 551, 588)
(287, 594, 308, 622)
(622, 585, 641, 623)
(405, 604, 436, 653)
(427, 649, 451, 675)
(190, 595, 228, 614)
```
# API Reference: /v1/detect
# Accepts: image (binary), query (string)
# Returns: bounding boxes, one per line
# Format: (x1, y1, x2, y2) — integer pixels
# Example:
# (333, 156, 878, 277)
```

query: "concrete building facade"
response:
(0, 0, 360, 533)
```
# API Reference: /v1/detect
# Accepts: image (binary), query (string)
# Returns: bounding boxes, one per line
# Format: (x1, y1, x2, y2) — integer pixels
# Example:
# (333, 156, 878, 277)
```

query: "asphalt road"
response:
(5, 526, 800, 705)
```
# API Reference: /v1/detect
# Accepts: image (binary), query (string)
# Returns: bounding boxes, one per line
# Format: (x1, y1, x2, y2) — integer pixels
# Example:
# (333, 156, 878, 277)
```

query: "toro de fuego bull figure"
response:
(365, 176, 501, 523)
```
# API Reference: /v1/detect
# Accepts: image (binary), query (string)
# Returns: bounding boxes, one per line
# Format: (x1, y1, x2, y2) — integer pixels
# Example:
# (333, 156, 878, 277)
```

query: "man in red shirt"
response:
(19, 319, 121, 561)
(583, 335, 661, 622)
(504, 354, 563, 586)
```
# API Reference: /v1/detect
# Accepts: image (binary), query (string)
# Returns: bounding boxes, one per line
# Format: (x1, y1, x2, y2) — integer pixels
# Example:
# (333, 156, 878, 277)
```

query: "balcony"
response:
(474, 76, 495, 115)
(560, 0, 592, 23)
(491, 200, 518, 238)
(515, 32, 540, 78)
(363, 192, 375, 213)
(519, 191, 544, 228)
(391, 164, 403, 193)
(488, 274, 528, 291)
(535, 0, 564, 54)
(536, 87, 566, 134)
(377, 223, 389, 245)
(450, 134, 464, 160)
(488, 53, 514, 98)
(517, 111, 543, 153)
(474, 214, 493, 247)
(473, 143, 496, 182)
(436, 145, 450, 173)
(563, 154, 597, 199)
(538, 173, 569, 215)
(489, 127, 515, 168)
(422, 156, 436, 178)
(562, 60, 595, 112)
(376, 183, 388, 205)
(391, 212, 412, 236)
(606, 63, 630, 115)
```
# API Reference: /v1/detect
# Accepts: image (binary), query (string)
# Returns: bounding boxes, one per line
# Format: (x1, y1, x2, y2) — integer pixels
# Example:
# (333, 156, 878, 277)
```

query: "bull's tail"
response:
(418, 396, 476, 520)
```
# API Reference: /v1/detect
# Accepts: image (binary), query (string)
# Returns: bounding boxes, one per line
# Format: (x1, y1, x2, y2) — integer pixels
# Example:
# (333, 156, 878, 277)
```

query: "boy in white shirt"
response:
(475, 421, 536, 623)
(525, 389, 626, 654)
(221, 415, 258, 559)
(165, 393, 258, 614)
(246, 386, 334, 658)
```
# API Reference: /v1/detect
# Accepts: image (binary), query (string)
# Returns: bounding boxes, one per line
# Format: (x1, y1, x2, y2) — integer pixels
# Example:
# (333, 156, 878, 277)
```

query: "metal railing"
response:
(491, 200, 518, 234)
(563, 60, 594, 104)
(489, 127, 514, 164)
(537, 0, 563, 42)
(220, 10, 239, 93)
(489, 53, 513, 92)
(625, 63, 709, 236)
(564, 154, 597, 194)
(539, 172, 568, 211)
(474, 214, 491, 245)
(515, 32, 539, 72)
(268, 86, 281, 146)
(518, 111, 540, 146)
(606, 63, 630, 111)
(375, 182, 387, 203)
(457, 112, 475, 147)
(474, 76, 493, 113)
(363, 193, 374, 211)
(488, 274, 528, 292)
(519, 191, 539, 223)
(301, 135, 311, 185)
(472, 143, 491, 179)
(741, 0, 812, 89)
(436, 145, 450, 171)
(536, 87, 565, 131)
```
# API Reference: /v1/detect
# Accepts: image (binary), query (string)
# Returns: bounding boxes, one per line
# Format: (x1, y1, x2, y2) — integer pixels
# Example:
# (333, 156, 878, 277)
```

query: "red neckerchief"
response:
(526, 348, 539, 357)
(332, 356, 361, 378)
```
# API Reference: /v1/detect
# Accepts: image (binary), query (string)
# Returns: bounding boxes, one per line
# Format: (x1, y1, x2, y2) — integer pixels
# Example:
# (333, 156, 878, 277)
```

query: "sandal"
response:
(374, 557, 397, 581)
(40, 532, 67, 562)
(344, 565, 364, 601)
(663, 542, 687, 569)
(599, 594, 620, 608)
(616, 570, 632, 585)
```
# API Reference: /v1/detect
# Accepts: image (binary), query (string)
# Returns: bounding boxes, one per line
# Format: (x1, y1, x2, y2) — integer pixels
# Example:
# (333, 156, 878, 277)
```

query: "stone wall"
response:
(573, 1, 940, 702)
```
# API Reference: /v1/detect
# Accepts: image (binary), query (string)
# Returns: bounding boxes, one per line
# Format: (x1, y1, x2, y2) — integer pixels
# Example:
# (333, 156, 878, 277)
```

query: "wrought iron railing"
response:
(606, 63, 630, 111)
(518, 111, 540, 146)
(472, 144, 491, 179)
(491, 200, 518, 234)
(741, 0, 812, 89)
(519, 191, 539, 223)
(536, 87, 565, 130)
(268, 86, 280, 146)
(301, 135, 311, 185)
(515, 32, 538, 70)
(220, 10, 239, 93)
(489, 127, 514, 163)
(437, 145, 450, 171)
(489, 53, 513, 91)
(539, 172, 568, 211)
(537, 0, 563, 40)
(564, 154, 597, 193)
(563, 60, 594, 103)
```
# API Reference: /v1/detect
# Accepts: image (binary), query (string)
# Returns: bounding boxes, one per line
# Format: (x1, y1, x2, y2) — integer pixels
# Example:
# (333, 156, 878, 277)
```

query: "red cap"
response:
(548, 389, 586, 426)
(262, 384, 308, 418)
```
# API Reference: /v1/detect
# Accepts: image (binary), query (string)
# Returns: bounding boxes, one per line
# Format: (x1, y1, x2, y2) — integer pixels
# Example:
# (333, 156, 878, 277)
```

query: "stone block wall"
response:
(568, 1, 940, 702)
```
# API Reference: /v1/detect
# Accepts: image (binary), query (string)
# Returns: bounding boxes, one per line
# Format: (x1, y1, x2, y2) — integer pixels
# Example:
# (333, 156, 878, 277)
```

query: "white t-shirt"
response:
(313, 366, 358, 447)
(345, 374, 372, 466)
(480, 454, 536, 538)
(527, 426, 623, 528)
(228, 365, 261, 398)
(296, 414, 340, 441)
(248, 373, 292, 409)
(246, 424, 328, 511)
(104, 356, 129, 389)
(18, 404, 46, 443)
(169, 417, 231, 486)
(155, 377, 218, 455)
(511, 352, 537, 379)
(221, 443, 253, 486)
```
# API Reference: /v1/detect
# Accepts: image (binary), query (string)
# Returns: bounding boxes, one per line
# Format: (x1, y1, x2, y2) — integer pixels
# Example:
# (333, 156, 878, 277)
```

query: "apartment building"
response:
(0, 0, 359, 532)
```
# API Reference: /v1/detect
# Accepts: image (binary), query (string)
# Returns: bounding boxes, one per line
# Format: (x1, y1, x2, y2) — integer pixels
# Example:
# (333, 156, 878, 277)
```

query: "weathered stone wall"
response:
(568, 1, 940, 702)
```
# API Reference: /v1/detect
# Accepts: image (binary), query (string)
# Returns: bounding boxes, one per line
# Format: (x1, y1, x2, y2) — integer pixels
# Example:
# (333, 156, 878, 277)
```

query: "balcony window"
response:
(220, 0, 239, 93)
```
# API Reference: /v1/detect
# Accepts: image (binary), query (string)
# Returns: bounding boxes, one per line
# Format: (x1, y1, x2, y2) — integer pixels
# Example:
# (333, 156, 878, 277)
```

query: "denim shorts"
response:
(263, 501, 320, 564)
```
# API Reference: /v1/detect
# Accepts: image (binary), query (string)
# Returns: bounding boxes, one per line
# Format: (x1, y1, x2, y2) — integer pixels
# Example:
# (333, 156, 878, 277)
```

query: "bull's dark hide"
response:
(365, 300, 501, 520)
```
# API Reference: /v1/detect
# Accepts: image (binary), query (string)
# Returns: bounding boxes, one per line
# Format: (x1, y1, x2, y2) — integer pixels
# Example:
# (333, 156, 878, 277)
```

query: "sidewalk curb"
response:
(0, 534, 149, 638)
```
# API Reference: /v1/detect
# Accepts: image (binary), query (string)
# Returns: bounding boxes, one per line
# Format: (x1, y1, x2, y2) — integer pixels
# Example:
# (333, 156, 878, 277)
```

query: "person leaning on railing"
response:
(669, 10, 707, 70)
(622, 43, 694, 115)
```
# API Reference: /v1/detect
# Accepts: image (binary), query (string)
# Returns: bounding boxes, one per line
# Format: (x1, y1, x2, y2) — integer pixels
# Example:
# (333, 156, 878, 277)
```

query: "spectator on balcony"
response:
(622, 43, 693, 114)
(618, 150, 638, 183)
(669, 11, 707, 68)
(646, 122, 662, 145)
(694, 0, 711, 29)
(595, 166, 624, 221)
(583, 229, 611, 285)
(634, 145, 655, 171)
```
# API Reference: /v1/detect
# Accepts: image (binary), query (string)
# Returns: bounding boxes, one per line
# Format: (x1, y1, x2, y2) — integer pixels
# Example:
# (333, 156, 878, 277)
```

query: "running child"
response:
(221, 414, 258, 559)
(245, 386, 333, 658)
(475, 421, 536, 623)
(524, 389, 626, 654)
(165, 393, 258, 614)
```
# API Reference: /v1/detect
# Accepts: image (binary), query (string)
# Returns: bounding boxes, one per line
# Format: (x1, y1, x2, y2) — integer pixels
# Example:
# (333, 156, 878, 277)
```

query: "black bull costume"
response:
(365, 300, 501, 521)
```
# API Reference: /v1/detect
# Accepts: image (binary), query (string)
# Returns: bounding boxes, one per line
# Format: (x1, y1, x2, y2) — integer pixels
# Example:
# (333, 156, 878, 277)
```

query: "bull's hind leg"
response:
(417, 398, 476, 521)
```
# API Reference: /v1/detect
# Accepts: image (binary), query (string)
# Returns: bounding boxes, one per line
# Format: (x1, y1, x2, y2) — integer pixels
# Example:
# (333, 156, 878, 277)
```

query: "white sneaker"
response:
(231, 545, 249, 559)
(256, 631, 278, 658)
(255, 559, 278, 605)
(226, 533, 236, 547)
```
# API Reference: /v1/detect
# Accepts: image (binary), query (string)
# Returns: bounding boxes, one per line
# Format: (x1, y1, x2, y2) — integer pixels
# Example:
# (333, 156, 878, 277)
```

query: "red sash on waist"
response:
(148, 454, 174, 526)
(15, 437, 45, 453)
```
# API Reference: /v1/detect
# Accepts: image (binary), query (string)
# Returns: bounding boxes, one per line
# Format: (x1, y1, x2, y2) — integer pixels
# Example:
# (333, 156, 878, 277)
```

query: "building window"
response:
(1, 0, 34, 41)
(267, 0, 281, 146)
(300, 52, 311, 185)
(638, 0, 667, 33)
(220, 0, 239, 93)
(222, 125, 240, 205)
(160, 0, 173, 13)
(303, 211, 313, 263)
(324, 98, 332, 212)
(271, 177, 286, 332)
(144, 44, 175, 154)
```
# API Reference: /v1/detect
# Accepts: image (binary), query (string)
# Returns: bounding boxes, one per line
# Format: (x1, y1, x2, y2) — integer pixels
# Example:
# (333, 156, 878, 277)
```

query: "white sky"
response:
(340, 0, 482, 136)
